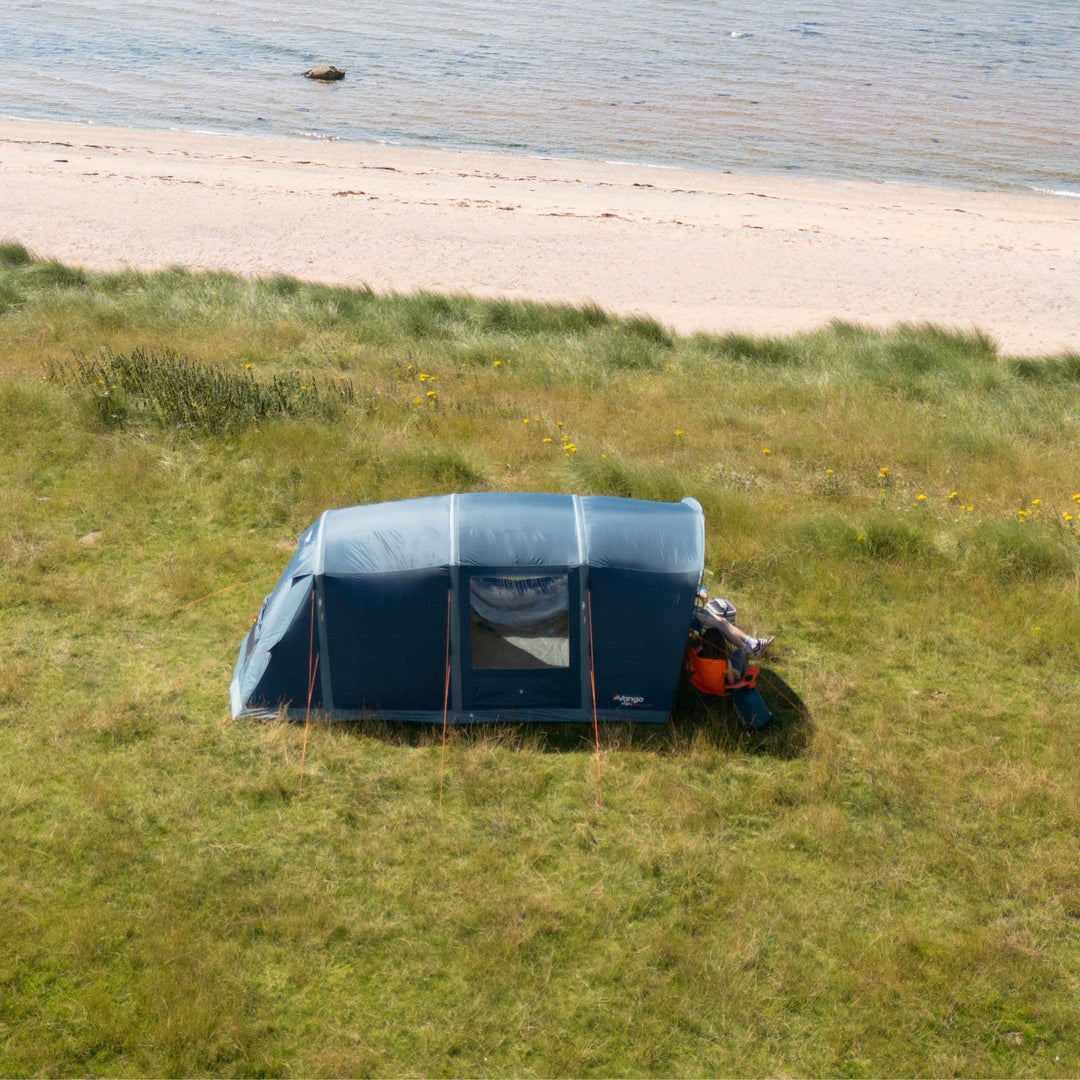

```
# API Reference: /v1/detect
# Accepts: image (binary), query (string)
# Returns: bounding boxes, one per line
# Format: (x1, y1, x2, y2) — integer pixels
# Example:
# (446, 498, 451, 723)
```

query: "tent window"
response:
(469, 574, 570, 669)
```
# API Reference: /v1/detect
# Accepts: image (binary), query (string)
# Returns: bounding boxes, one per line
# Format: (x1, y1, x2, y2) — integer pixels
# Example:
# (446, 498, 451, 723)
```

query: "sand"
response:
(2, 116, 1077, 356)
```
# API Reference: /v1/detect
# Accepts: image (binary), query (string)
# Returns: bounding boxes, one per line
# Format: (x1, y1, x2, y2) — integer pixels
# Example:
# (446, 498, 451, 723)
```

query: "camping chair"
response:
(686, 626, 772, 731)
(686, 644, 760, 696)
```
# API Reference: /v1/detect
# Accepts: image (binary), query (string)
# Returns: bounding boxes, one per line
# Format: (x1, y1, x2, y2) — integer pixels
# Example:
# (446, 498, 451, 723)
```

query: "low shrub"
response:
(45, 346, 357, 433)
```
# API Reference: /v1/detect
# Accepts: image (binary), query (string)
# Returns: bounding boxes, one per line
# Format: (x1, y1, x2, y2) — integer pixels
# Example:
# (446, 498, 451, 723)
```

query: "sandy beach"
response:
(2, 116, 1077, 357)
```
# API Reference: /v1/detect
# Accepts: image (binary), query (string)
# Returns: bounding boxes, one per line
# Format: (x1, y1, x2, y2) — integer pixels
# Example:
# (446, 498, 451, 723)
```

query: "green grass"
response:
(2, 244, 1079, 1077)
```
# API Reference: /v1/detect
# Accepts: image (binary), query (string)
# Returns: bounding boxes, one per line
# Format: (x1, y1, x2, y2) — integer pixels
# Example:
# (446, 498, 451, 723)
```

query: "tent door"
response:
(460, 569, 582, 710)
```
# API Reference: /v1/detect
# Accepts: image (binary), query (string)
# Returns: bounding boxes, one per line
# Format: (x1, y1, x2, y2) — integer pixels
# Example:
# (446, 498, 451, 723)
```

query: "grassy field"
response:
(1, 241, 1079, 1077)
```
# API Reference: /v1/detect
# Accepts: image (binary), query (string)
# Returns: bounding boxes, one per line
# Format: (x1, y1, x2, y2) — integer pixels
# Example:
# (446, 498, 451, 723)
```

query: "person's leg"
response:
(701, 610, 773, 656)
(700, 611, 748, 645)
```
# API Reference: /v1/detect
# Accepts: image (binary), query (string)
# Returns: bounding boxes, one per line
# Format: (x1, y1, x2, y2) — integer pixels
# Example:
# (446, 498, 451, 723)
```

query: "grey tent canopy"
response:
(230, 492, 705, 724)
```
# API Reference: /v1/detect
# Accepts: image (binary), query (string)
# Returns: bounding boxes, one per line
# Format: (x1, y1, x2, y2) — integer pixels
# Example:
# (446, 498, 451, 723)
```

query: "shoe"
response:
(747, 636, 774, 656)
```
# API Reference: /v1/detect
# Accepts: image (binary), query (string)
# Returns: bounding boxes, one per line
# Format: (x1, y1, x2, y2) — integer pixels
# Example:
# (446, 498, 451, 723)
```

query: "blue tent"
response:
(230, 493, 705, 724)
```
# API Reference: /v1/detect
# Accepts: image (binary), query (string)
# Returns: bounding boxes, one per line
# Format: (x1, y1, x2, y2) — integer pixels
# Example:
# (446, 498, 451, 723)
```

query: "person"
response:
(689, 592, 775, 725)
(694, 590, 773, 676)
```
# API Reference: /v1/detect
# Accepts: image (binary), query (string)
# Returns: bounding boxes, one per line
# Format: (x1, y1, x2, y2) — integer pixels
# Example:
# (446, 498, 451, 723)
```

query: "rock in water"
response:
(304, 65, 345, 81)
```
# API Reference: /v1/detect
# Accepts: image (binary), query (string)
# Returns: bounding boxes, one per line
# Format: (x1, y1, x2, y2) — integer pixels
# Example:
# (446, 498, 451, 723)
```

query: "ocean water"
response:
(2, 0, 1078, 194)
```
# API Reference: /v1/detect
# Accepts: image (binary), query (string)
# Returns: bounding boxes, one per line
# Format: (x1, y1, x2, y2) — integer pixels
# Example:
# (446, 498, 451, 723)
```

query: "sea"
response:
(2, 0, 1078, 195)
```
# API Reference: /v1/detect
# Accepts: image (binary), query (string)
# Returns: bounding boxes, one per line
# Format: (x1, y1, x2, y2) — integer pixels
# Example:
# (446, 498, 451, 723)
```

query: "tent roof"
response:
(289, 492, 704, 577)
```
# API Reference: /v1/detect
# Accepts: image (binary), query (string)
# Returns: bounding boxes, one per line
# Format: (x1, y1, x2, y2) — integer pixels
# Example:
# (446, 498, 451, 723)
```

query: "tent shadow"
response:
(669, 666, 813, 759)
(309, 666, 811, 759)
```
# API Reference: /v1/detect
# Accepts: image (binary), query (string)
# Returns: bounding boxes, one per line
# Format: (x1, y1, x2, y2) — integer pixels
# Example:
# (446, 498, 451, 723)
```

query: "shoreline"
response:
(3, 115, 1078, 357)
(13, 108, 1079, 202)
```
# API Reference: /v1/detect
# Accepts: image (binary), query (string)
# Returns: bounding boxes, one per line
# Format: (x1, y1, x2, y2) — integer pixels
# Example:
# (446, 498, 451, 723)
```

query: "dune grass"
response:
(1, 241, 1079, 1077)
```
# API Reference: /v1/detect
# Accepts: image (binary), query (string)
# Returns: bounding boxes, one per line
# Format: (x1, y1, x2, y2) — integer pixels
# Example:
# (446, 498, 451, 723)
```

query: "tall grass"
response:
(45, 346, 357, 433)
(1, 249, 1079, 1077)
